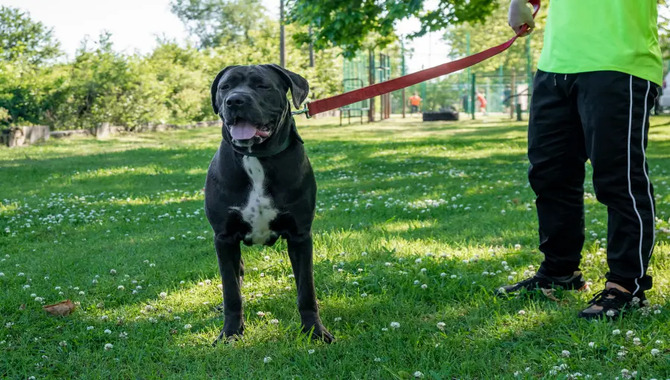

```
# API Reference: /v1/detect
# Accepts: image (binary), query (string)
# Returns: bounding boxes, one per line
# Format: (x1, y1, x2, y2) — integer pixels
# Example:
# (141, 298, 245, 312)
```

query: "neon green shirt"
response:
(537, 0, 662, 85)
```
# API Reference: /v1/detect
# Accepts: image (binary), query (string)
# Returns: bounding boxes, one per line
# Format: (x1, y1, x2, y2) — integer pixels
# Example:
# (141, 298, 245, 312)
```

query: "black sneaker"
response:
(578, 287, 645, 319)
(495, 271, 587, 296)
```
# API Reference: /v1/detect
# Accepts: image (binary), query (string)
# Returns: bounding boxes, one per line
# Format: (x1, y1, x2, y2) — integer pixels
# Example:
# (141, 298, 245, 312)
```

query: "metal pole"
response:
(401, 37, 406, 118)
(368, 50, 375, 122)
(470, 73, 476, 120)
(279, 0, 285, 67)
(309, 25, 314, 68)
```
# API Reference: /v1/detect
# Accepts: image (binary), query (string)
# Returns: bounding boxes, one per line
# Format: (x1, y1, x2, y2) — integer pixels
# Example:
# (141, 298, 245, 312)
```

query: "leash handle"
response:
(301, 0, 540, 117)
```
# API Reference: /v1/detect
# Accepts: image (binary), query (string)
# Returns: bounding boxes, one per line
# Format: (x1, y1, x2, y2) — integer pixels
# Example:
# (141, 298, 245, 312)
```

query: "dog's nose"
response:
(225, 93, 246, 108)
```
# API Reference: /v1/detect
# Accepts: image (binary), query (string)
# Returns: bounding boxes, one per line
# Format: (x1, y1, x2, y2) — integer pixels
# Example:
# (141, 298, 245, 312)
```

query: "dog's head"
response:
(211, 64, 309, 149)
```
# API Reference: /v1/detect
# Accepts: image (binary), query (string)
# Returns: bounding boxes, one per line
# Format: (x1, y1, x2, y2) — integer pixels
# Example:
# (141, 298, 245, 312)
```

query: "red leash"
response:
(298, 0, 540, 117)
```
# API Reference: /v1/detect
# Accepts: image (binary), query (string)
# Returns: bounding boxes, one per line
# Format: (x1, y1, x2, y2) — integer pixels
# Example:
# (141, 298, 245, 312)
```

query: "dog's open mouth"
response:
(228, 120, 272, 144)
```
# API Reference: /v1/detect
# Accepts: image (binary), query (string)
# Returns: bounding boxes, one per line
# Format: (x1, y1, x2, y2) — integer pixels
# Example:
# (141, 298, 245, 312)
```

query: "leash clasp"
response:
(291, 104, 311, 119)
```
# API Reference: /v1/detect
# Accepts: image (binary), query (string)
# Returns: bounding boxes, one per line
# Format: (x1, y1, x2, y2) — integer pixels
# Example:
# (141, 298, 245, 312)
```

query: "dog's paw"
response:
(303, 323, 334, 344)
(212, 325, 244, 346)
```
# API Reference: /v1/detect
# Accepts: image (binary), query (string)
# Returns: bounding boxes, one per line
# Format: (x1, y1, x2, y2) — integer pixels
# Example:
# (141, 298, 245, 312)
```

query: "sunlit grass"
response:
(0, 115, 669, 379)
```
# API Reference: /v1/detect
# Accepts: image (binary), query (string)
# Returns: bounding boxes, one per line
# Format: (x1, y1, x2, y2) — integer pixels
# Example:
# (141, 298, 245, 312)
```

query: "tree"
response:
(443, 1, 546, 75)
(286, 0, 497, 57)
(0, 6, 61, 64)
(170, 0, 267, 48)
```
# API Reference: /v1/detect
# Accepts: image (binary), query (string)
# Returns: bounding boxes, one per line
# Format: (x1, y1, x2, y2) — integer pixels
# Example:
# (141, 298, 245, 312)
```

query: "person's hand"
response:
(508, 0, 535, 36)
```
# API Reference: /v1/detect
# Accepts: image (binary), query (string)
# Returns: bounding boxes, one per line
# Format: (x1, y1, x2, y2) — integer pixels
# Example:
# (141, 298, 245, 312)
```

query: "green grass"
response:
(1, 115, 669, 379)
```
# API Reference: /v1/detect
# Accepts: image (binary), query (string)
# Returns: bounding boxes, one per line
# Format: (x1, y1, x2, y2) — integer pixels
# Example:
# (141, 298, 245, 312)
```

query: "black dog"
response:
(205, 64, 333, 344)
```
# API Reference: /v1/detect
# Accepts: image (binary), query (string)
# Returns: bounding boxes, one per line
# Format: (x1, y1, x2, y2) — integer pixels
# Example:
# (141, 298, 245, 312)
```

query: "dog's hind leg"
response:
(213, 234, 245, 344)
(287, 236, 334, 343)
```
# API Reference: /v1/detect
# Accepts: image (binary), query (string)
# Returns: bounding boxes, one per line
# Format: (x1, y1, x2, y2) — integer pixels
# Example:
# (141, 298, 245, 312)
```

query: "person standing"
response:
(476, 92, 487, 115)
(409, 93, 422, 114)
(499, 0, 662, 319)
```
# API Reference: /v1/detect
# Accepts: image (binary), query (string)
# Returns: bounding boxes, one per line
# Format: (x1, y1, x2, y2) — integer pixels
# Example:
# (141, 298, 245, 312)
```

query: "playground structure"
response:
(340, 51, 392, 125)
(340, 47, 534, 123)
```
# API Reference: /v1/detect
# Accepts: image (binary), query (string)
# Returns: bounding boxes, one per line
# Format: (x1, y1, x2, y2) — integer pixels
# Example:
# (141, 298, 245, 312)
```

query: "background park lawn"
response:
(1, 116, 669, 379)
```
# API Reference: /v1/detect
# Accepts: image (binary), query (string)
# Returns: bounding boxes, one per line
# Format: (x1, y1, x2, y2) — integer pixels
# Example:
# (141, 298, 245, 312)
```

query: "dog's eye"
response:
(257, 84, 270, 90)
(220, 84, 230, 90)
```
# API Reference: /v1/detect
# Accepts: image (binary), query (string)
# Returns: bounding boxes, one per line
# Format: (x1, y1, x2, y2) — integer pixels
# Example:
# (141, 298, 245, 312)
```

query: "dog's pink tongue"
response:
(230, 122, 257, 140)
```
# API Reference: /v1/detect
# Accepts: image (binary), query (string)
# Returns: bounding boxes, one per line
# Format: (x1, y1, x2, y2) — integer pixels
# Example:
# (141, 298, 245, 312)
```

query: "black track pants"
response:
(528, 70, 657, 295)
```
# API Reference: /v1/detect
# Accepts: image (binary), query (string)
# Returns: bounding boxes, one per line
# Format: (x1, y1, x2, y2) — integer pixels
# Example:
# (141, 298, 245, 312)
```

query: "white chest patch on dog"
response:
(235, 156, 279, 245)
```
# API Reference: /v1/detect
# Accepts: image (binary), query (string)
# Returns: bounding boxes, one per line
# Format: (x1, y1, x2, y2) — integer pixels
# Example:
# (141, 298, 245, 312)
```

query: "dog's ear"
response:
(265, 64, 309, 109)
(211, 66, 238, 115)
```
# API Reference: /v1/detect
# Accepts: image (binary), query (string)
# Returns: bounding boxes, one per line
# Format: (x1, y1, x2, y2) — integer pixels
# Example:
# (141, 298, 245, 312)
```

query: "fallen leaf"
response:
(19, 304, 26, 310)
(540, 288, 560, 302)
(43, 300, 76, 316)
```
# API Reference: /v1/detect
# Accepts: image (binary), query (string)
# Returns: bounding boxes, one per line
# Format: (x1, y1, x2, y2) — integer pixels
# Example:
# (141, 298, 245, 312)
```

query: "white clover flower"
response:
(421, 284, 428, 289)
(104, 329, 112, 334)
(109, 269, 116, 275)
(119, 332, 128, 339)
(104, 343, 113, 350)
(413, 371, 424, 378)
(517, 310, 526, 315)
(440, 273, 446, 277)
(334, 317, 342, 322)
(633, 337, 641, 345)
(588, 342, 595, 348)
(59, 341, 67, 347)
(86, 326, 94, 331)
(183, 324, 192, 330)
(360, 293, 368, 297)
(159, 292, 167, 299)
(257, 311, 266, 317)
(308, 349, 315, 354)
(606, 309, 616, 317)
(117, 285, 125, 290)
(651, 348, 660, 356)
(561, 350, 570, 357)
(263, 356, 272, 364)
(269, 319, 279, 325)
(612, 329, 621, 335)
(390, 321, 400, 329)
(626, 330, 635, 337)
(436, 322, 446, 330)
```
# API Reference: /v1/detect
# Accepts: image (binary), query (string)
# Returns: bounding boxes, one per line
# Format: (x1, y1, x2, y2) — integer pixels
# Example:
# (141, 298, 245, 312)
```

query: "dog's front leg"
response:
(214, 234, 245, 344)
(287, 236, 334, 343)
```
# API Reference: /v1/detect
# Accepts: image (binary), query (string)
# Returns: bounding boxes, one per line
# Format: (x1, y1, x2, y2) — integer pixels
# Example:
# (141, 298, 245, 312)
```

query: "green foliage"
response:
(0, 9, 343, 130)
(0, 6, 61, 65)
(287, 0, 497, 57)
(443, 0, 546, 75)
(170, 0, 267, 48)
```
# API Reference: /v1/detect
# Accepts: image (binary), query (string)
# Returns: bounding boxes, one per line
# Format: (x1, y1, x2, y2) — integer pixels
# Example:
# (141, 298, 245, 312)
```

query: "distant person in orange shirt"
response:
(409, 93, 422, 114)
(476, 92, 487, 115)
